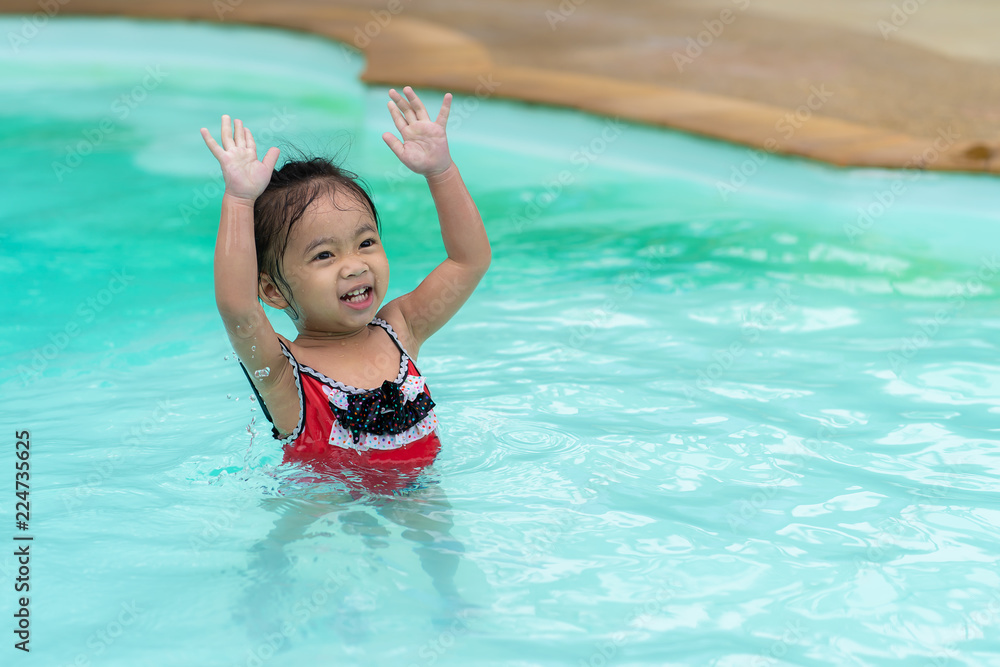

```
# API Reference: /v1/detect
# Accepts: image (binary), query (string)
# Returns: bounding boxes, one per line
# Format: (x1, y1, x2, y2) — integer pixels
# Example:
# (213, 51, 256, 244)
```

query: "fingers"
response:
(218, 114, 246, 150)
(220, 114, 233, 151)
(388, 86, 451, 130)
(262, 146, 281, 172)
(203, 118, 279, 168)
(245, 126, 257, 155)
(233, 118, 245, 148)
(382, 132, 405, 161)
(387, 100, 408, 135)
(435, 93, 453, 127)
(402, 86, 429, 121)
(199, 127, 224, 161)
(211, 114, 264, 152)
(388, 87, 422, 123)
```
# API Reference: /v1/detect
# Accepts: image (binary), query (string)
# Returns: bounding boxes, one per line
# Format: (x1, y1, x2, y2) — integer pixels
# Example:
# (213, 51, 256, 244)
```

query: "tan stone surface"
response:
(3, 0, 997, 172)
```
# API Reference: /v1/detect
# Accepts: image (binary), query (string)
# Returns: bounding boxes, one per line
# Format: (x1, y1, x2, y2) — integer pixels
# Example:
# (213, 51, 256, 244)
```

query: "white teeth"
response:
(342, 287, 369, 303)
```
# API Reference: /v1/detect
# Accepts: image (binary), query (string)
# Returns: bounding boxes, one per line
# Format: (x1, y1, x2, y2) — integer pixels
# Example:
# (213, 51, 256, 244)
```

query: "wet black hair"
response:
(253, 152, 380, 320)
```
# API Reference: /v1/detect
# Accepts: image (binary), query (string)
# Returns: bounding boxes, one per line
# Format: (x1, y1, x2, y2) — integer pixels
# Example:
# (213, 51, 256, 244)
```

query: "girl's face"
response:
(274, 191, 389, 334)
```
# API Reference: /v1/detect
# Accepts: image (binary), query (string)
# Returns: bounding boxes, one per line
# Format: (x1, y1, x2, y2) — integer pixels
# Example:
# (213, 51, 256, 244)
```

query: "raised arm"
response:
(379, 87, 491, 350)
(214, 192, 261, 316)
(200, 117, 291, 401)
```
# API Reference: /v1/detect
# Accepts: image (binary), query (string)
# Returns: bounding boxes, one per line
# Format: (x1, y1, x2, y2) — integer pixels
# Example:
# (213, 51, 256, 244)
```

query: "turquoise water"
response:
(3, 16, 1000, 666)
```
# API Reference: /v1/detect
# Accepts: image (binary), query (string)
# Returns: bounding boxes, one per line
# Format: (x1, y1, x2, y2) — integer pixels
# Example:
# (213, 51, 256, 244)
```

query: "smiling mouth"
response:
(340, 286, 372, 304)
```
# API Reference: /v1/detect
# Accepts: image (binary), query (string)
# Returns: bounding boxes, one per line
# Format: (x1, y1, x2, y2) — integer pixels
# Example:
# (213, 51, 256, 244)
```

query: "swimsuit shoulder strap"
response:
(371, 317, 425, 377)
(371, 317, 412, 359)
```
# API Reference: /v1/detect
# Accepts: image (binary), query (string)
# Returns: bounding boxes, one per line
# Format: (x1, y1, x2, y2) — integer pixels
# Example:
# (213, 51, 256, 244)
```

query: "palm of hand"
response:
(383, 87, 454, 177)
(200, 115, 280, 201)
(220, 147, 274, 199)
(395, 121, 449, 174)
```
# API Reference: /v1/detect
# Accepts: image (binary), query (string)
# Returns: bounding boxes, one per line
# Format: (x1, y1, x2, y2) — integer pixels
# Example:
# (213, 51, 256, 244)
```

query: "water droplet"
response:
(249, 396, 257, 402)
(224, 355, 229, 361)
(251, 345, 256, 351)
(227, 394, 232, 399)
(235, 397, 239, 401)
(254, 367, 271, 379)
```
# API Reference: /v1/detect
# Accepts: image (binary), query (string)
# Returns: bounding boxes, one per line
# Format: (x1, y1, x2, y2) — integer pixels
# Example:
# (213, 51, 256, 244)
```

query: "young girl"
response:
(200, 87, 490, 492)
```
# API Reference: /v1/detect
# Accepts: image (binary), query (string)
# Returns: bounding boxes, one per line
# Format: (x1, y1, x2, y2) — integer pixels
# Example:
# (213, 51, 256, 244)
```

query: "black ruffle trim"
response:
(330, 380, 435, 445)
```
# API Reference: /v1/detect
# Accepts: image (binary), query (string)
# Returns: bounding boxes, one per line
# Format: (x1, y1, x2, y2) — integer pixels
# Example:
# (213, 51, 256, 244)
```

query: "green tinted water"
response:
(2, 16, 1000, 667)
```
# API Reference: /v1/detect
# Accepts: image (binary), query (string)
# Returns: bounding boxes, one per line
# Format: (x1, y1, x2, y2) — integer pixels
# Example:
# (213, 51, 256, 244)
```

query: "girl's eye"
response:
(360, 239, 376, 248)
(314, 251, 332, 261)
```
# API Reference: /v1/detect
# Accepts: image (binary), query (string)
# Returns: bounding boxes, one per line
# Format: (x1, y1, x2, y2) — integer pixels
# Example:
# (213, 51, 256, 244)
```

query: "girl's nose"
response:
(342, 261, 368, 278)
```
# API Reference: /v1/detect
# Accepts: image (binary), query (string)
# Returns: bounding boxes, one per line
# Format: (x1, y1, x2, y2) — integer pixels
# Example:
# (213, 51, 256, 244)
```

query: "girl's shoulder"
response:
(375, 304, 421, 360)
(273, 332, 310, 369)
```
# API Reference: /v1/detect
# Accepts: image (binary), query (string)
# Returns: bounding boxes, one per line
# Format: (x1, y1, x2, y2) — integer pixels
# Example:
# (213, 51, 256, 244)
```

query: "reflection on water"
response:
(5, 16, 1000, 664)
(234, 471, 484, 656)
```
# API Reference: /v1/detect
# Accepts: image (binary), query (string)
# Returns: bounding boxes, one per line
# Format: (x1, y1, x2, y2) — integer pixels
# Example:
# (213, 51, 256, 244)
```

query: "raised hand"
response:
(200, 115, 280, 203)
(382, 87, 454, 177)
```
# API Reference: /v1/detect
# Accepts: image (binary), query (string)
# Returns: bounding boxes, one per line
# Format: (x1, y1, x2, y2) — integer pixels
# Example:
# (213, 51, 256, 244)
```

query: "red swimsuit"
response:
(241, 318, 441, 492)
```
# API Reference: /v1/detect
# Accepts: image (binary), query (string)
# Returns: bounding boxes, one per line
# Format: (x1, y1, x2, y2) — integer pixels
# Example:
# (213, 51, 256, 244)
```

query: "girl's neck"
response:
(294, 323, 371, 348)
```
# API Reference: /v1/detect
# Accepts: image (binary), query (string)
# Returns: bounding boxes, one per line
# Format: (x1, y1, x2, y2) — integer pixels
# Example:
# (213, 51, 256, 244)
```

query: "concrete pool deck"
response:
(3, 0, 998, 173)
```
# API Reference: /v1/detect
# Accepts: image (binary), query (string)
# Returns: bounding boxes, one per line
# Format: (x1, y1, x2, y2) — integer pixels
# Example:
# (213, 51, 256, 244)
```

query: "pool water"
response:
(3, 16, 1000, 667)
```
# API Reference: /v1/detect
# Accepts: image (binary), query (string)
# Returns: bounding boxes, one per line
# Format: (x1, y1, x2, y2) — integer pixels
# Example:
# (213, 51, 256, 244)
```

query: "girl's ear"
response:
(259, 274, 290, 310)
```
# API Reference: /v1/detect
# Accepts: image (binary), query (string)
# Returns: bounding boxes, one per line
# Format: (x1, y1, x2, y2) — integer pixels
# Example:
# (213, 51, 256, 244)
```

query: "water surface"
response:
(2, 17, 999, 667)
